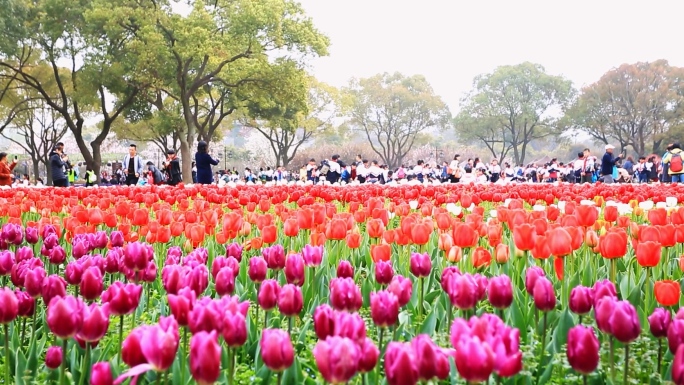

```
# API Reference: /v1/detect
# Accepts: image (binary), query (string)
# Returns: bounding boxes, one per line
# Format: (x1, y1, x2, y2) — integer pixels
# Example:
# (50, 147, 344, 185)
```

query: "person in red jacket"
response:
(0, 152, 18, 186)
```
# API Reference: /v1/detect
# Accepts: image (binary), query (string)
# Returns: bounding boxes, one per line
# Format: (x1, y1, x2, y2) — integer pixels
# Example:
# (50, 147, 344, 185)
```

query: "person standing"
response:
(194, 141, 219, 184)
(449, 155, 461, 183)
(85, 168, 97, 187)
(327, 155, 341, 184)
(0, 153, 18, 186)
(162, 150, 182, 186)
(122, 144, 143, 186)
(601, 145, 621, 184)
(49, 144, 68, 187)
(662, 143, 684, 183)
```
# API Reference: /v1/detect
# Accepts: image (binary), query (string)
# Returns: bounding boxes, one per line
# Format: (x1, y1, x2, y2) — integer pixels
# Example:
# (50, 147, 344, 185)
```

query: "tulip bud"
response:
(495, 244, 510, 264)
(566, 325, 599, 375)
(284, 253, 305, 286)
(222, 311, 247, 348)
(47, 295, 84, 339)
(277, 284, 303, 317)
(569, 286, 594, 315)
(248, 257, 268, 283)
(370, 291, 399, 328)
(336, 260, 354, 279)
(374, 260, 394, 286)
(215, 267, 236, 297)
(260, 329, 294, 372)
(487, 275, 513, 309)
(532, 276, 556, 312)
(80, 266, 104, 301)
(384, 342, 420, 385)
(330, 278, 362, 312)
(90, 362, 113, 385)
(609, 300, 641, 343)
(524, 266, 545, 296)
(313, 304, 335, 340)
(190, 331, 222, 385)
(592, 279, 617, 306)
(45, 346, 62, 369)
(387, 275, 413, 307)
(302, 244, 324, 267)
(447, 246, 462, 263)
(409, 252, 431, 278)
(258, 279, 280, 311)
(313, 336, 361, 384)
(358, 338, 379, 373)
(649, 307, 672, 338)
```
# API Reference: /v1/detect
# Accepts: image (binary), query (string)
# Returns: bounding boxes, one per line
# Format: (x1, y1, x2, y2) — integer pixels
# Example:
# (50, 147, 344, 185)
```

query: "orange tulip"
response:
(345, 232, 361, 249)
(585, 230, 599, 248)
(531, 235, 551, 260)
(283, 218, 299, 237)
(371, 243, 391, 263)
(438, 233, 453, 251)
(327, 218, 348, 241)
(495, 244, 509, 264)
(411, 221, 432, 246)
(261, 225, 277, 244)
(311, 231, 327, 247)
(487, 224, 502, 248)
(382, 229, 396, 245)
(546, 227, 573, 257)
(513, 223, 536, 251)
(447, 246, 462, 263)
(472, 247, 491, 268)
(654, 280, 680, 307)
(452, 223, 478, 249)
(367, 218, 385, 239)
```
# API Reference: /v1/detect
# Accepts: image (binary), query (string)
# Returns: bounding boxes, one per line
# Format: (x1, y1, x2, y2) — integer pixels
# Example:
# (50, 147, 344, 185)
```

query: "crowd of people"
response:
(2, 141, 684, 187)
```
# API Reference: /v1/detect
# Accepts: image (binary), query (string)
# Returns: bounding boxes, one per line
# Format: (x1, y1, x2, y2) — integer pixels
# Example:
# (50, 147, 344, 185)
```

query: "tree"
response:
(111, 103, 183, 155)
(116, 0, 330, 183)
(240, 76, 339, 168)
(453, 113, 513, 163)
(457, 62, 574, 165)
(0, 0, 147, 183)
(344, 72, 451, 169)
(1, 98, 67, 183)
(562, 60, 684, 156)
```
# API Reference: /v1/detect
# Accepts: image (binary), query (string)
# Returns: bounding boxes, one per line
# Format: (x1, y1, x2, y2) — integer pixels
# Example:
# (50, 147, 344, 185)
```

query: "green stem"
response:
(228, 348, 235, 385)
(645, 267, 651, 325)
(583, 375, 587, 385)
(264, 310, 269, 329)
(536, 312, 547, 385)
(657, 338, 663, 375)
(446, 300, 453, 333)
(277, 371, 282, 385)
(623, 344, 630, 385)
(20, 317, 26, 347)
(610, 258, 617, 284)
(59, 338, 67, 385)
(288, 317, 293, 336)
(609, 336, 615, 383)
(255, 283, 261, 325)
(78, 342, 90, 385)
(118, 315, 124, 363)
(163, 370, 169, 385)
(419, 277, 424, 320)
(376, 327, 385, 385)
(4, 323, 10, 385)
(181, 327, 187, 385)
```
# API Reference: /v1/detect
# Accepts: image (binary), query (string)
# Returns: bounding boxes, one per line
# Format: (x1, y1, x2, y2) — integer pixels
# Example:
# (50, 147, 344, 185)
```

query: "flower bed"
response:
(1, 183, 684, 385)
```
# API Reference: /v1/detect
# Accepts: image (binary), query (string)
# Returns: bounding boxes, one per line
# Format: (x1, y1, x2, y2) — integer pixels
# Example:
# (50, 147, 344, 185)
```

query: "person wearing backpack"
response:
(663, 143, 684, 183)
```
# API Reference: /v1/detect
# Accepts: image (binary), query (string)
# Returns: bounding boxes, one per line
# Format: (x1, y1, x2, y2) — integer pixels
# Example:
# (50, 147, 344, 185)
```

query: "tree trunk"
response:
(182, 102, 196, 184)
(90, 141, 102, 184)
(32, 160, 40, 184)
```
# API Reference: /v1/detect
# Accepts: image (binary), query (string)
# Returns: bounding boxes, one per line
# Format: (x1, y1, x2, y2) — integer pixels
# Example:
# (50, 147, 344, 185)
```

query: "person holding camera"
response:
(0, 152, 18, 187)
(49, 143, 68, 187)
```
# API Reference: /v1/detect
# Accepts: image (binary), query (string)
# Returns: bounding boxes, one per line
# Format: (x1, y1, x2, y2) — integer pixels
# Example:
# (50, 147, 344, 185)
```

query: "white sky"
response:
(297, 0, 684, 112)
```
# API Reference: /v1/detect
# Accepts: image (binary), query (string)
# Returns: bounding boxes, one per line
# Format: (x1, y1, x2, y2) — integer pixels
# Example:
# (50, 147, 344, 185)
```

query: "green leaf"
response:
(552, 308, 574, 354)
(419, 309, 437, 336)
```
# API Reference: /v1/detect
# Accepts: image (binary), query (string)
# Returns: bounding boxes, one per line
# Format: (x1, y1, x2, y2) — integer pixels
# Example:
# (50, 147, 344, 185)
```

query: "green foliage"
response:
(344, 72, 451, 168)
(456, 62, 574, 165)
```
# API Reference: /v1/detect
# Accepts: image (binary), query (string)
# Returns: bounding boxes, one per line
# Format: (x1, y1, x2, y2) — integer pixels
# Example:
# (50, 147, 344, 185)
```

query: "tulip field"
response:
(3, 183, 684, 384)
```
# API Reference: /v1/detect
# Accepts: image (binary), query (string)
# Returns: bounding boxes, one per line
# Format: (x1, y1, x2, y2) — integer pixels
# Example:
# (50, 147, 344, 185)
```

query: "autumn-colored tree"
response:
(563, 60, 684, 156)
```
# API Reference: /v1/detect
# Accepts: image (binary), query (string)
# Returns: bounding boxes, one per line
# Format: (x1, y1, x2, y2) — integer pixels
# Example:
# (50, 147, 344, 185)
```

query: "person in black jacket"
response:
(601, 144, 622, 184)
(162, 150, 182, 185)
(49, 143, 68, 187)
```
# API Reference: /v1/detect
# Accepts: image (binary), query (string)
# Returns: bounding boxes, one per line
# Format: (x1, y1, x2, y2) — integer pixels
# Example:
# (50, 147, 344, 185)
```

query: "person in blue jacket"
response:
(194, 141, 219, 184)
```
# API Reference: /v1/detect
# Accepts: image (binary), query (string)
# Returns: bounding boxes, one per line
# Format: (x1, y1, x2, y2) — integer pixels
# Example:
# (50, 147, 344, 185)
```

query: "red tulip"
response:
(604, 205, 618, 222)
(384, 342, 419, 385)
(648, 207, 668, 226)
(472, 247, 492, 268)
(190, 331, 222, 385)
(47, 295, 84, 339)
(636, 241, 662, 268)
(370, 244, 391, 263)
(283, 218, 299, 237)
(512, 224, 536, 251)
(547, 227, 573, 257)
(655, 280, 681, 307)
(410, 221, 431, 245)
(453, 223, 479, 249)
(260, 329, 294, 372)
(576, 205, 598, 228)
(313, 336, 361, 384)
(45, 345, 62, 369)
(494, 244, 510, 264)
(598, 230, 628, 259)
(566, 325, 600, 375)
(261, 225, 277, 244)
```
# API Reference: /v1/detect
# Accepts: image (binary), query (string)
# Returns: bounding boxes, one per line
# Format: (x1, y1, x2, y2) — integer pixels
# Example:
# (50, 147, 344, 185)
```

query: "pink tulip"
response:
(412, 335, 450, 381)
(455, 334, 495, 382)
(141, 316, 179, 371)
(222, 311, 247, 347)
(524, 266, 545, 296)
(384, 342, 419, 385)
(260, 329, 294, 372)
(284, 253, 305, 286)
(0, 288, 18, 323)
(333, 312, 367, 343)
(336, 260, 354, 279)
(314, 336, 360, 384)
(263, 245, 286, 271)
(90, 362, 113, 385)
(45, 345, 62, 369)
(77, 303, 110, 343)
(649, 308, 672, 338)
(569, 286, 594, 315)
(609, 300, 641, 343)
(566, 325, 600, 375)
(357, 338, 379, 373)
(80, 266, 104, 301)
(214, 267, 236, 297)
(330, 278, 362, 312)
(374, 260, 394, 285)
(47, 295, 84, 339)
(277, 284, 303, 317)
(248, 257, 267, 283)
(101, 282, 142, 316)
(302, 244, 324, 267)
(167, 287, 195, 327)
(487, 275, 513, 309)
(409, 252, 431, 278)
(258, 279, 280, 311)
(387, 275, 413, 307)
(190, 331, 222, 385)
(313, 304, 336, 340)
(370, 290, 399, 328)
(532, 276, 556, 311)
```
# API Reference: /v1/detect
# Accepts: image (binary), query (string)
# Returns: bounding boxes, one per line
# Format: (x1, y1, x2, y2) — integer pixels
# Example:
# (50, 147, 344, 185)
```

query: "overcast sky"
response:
(297, 0, 684, 112)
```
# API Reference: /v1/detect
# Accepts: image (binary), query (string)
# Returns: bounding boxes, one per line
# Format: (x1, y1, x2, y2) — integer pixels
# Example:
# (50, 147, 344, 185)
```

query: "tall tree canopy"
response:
(455, 62, 574, 165)
(562, 60, 684, 156)
(345, 72, 451, 169)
